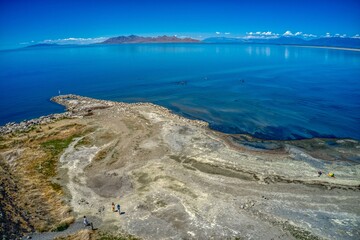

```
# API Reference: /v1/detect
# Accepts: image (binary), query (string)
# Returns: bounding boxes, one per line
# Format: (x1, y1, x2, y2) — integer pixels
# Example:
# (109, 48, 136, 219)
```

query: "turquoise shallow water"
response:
(0, 43, 359, 140)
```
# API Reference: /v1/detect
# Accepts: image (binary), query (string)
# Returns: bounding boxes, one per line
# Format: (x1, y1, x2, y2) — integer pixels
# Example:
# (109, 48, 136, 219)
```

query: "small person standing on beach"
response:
(318, 170, 322, 177)
(83, 216, 94, 230)
(112, 202, 115, 212)
(328, 172, 335, 178)
(116, 203, 121, 215)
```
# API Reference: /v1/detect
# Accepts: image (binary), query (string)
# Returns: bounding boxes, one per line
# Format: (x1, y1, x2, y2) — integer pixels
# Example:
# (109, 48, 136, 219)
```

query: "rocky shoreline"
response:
(52, 94, 209, 127)
(0, 112, 73, 135)
(1, 94, 360, 240)
(0, 94, 208, 136)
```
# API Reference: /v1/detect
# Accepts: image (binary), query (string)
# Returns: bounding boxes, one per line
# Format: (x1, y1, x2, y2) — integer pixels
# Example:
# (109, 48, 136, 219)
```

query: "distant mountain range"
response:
(203, 36, 360, 49)
(102, 35, 199, 44)
(26, 35, 360, 49)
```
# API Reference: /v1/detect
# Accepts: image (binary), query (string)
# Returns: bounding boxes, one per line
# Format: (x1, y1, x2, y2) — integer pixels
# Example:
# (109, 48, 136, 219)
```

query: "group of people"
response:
(83, 202, 122, 230)
(112, 202, 122, 215)
(317, 170, 335, 178)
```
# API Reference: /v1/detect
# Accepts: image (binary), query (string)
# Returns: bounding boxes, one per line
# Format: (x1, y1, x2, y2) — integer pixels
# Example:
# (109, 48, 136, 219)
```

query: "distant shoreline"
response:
(202, 42, 360, 52)
(1, 42, 360, 52)
(281, 44, 360, 52)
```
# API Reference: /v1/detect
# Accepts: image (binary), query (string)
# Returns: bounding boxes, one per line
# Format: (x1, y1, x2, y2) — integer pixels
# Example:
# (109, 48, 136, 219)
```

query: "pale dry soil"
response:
(1, 95, 360, 240)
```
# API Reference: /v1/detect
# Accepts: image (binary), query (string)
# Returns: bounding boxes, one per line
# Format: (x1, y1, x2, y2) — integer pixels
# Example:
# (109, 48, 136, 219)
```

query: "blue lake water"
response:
(0, 43, 359, 140)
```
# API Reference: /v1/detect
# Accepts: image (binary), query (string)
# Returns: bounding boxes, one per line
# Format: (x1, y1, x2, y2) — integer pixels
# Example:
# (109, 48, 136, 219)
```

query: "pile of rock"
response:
(1, 94, 209, 136)
(51, 95, 114, 114)
(0, 112, 72, 135)
(127, 102, 209, 128)
(52, 94, 209, 128)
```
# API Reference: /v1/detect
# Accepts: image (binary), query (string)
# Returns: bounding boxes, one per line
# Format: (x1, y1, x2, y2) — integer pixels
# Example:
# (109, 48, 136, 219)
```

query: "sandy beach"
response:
(1, 95, 359, 240)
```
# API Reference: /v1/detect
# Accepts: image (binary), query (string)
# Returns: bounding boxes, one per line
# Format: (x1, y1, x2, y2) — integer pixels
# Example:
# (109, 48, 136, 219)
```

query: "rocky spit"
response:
(51, 94, 209, 127)
(0, 94, 208, 136)
(52, 94, 209, 128)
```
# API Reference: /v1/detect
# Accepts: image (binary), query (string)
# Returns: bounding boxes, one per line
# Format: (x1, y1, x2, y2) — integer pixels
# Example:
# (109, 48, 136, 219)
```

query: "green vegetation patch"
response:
(38, 136, 77, 177)
(74, 136, 92, 148)
(52, 217, 75, 232)
(53, 221, 70, 232)
(41, 137, 75, 156)
(50, 182, 63, 193)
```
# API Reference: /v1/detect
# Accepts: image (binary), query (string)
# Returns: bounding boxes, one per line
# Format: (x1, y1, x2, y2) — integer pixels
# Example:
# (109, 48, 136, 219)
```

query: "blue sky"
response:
(0, 0, 359, 49)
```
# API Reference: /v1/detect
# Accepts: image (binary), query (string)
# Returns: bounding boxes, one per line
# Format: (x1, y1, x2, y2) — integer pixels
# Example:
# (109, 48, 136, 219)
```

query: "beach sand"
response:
(1, 95, 359, 240)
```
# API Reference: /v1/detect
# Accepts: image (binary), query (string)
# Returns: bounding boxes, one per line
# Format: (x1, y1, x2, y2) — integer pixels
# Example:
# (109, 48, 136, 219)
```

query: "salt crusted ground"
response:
(1, 95, 359, 240)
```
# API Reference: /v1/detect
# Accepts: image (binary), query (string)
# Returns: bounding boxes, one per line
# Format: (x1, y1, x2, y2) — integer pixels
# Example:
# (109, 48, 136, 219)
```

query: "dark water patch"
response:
(325, 140, 338, 146)
(227, 134, 360, 165)
(229, 136, 282, 151)
(211, 124, 339, 141)
(253, 126, 294, 140)
(210, 124, 248, 135)
(174, 80, 187, 85)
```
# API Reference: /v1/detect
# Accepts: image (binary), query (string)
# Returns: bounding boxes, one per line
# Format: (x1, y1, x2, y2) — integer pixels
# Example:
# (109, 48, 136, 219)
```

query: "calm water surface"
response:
(0, 44, 359, 140)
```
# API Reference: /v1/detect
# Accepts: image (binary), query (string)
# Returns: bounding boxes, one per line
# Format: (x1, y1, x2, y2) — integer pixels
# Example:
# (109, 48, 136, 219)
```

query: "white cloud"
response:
(283, 30, 294, 36)
(240, 30, 353, 40)
(326, 33, 348, 38)
(276, 31, 317, 38)
(215, 32, 221, 35)
(262, 31, 273, 35)
(41, 37, 107, 45)
(243, 31, 279, 39)
(322, 32, 350, 38)
(19, 40, 35, 45)
(225, 32, 231, 35)
(302, 33, 317, 38)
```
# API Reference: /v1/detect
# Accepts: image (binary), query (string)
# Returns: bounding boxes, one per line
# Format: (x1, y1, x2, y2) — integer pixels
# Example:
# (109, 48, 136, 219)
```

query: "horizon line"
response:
(17, 31, 360, 47)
